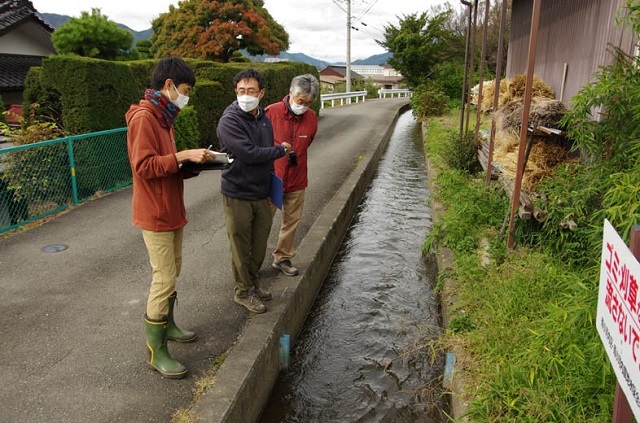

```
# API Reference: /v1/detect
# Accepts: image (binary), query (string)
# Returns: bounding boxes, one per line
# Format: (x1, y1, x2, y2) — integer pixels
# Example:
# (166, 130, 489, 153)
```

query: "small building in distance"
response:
(319, 65, 365, 92)
(0, 0, 55, 120)
(352, 63, 404, 90)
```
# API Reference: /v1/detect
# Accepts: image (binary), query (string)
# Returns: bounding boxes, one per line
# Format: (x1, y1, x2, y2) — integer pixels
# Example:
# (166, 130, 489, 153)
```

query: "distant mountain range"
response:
(253, 51, 393, 68)
(38, 12, 392, 68)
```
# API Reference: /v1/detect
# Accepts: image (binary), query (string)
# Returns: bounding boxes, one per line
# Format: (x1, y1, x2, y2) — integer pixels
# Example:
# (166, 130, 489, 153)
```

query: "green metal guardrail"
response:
(0, 128, 131, 234)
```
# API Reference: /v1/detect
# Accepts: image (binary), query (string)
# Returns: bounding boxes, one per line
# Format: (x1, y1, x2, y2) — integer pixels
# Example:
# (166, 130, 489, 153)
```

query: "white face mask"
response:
(237, 95, 260, 112)
(290, 102, 309, 115)
(170, 83, 189, 109)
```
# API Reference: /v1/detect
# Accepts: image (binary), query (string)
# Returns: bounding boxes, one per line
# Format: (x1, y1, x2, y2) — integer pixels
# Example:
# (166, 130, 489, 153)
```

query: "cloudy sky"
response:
(31, 0, 453, 63)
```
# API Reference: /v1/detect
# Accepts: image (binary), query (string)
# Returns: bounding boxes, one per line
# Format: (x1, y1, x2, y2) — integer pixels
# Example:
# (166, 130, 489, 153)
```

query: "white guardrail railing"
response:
(320, 91, 368, 109)
(378, 88, 412, 98)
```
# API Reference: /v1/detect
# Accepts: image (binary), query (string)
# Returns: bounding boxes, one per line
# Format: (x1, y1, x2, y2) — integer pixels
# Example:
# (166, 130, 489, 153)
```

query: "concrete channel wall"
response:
(191, 103, 411, 422)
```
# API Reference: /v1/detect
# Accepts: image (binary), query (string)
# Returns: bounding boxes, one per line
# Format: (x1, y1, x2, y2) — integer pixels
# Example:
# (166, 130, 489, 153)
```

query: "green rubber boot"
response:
(167, 291, 197, 343)
(144, 315, 188, 379)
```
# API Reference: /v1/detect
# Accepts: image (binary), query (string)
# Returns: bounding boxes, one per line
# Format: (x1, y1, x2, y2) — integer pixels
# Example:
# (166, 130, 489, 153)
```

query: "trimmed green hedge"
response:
(190, 80, 225, 149)
(34, 56, 139, 133)
(24, 56, 320, 149)
(173, 105, 200, 151)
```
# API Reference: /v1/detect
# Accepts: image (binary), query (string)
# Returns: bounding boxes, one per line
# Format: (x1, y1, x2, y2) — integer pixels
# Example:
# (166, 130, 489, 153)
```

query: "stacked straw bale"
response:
(483, 74, 570, 192)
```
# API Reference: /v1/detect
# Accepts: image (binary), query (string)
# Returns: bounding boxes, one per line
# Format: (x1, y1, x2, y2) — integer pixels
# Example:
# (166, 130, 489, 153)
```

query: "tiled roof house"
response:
(0, 0, 54, 108)
(318, 65, 364, 92)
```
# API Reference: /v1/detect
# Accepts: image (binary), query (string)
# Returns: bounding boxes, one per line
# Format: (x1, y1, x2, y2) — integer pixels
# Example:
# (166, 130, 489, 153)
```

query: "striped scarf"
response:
(143, 89, 179, 129)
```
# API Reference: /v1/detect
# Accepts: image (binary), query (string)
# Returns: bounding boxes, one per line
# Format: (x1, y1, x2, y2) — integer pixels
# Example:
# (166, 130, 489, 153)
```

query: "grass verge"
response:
(424, 109, 616, 422)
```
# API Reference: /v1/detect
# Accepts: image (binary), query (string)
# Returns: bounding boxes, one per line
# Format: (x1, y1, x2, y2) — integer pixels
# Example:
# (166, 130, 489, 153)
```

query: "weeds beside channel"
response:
(423, 110, 616, 422)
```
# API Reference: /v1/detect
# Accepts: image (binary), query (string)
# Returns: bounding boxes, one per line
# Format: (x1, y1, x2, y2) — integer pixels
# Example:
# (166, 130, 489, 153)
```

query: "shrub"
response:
(1, 123, 70, 208)
(432, 60, 466, 101)
(411, 83, 450, 119)
(174, 106, 201, 151)
(0, 94, 5, 124)
(23, 67, 63, 128)
(441, 130, 481, 174)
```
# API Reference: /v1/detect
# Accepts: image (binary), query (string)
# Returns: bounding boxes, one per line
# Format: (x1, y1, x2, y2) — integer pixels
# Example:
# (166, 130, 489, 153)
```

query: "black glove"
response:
(288, 151, 298, 167)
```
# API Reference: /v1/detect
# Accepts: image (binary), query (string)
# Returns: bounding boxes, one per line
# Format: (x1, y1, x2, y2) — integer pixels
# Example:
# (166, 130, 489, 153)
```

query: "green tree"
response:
(51, 8, 134, 60)
(378, 8, 458, 87)
(135, 39, 153, 59)
(229, 50, 250, 63)
(151, 0, 289, 63)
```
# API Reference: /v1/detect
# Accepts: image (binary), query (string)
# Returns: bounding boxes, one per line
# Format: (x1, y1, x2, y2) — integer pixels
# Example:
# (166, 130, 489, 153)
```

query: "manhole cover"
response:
(41, 244, 68, 253)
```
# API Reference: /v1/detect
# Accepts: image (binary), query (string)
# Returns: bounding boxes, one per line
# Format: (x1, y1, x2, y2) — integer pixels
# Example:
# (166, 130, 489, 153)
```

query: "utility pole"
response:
(346, 0, 352, 93)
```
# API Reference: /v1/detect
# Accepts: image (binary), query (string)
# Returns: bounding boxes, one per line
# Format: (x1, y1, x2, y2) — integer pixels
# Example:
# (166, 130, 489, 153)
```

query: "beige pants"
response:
(142, 228, 183, 319)
(272, 190, 305, 264)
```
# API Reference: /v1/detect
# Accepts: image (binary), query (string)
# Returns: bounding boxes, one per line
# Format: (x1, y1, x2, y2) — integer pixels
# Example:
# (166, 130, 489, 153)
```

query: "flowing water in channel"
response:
(260, 110, 447, 423)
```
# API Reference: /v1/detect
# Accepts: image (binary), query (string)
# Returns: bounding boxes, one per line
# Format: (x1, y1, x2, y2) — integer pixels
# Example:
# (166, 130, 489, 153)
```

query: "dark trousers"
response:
(222, 195, 273, 297)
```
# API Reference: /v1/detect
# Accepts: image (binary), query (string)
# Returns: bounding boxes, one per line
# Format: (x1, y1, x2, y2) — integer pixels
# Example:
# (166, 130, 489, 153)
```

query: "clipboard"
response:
(180, 150, 234, 172)
(180, 161, 229, 171)
(269, 172, 283, 209)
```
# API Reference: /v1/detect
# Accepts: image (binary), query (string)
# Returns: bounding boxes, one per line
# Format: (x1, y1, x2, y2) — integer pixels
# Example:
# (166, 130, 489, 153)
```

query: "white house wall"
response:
(0, 21, 54, 56)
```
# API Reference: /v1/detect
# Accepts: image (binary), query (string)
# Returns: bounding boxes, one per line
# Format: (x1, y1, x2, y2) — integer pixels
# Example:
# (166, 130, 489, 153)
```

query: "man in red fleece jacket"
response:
(126, 57, 214, 379)
(265, 74, 319, 277)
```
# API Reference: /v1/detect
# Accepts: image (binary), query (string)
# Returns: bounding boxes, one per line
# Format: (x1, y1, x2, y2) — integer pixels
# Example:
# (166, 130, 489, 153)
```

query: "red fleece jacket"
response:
(265, 96, 318, 193)
(125, 100, 187, 231)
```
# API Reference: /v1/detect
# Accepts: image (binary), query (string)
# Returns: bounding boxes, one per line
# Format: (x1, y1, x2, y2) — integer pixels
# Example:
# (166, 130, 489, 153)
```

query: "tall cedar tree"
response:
(51, 8, 134, 60)
(378, 10, 458, 87)
(151, 0, 288, 62)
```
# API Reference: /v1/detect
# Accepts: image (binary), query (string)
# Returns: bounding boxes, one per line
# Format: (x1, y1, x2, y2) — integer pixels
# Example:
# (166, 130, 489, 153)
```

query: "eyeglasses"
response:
(236, 88, 261, 96)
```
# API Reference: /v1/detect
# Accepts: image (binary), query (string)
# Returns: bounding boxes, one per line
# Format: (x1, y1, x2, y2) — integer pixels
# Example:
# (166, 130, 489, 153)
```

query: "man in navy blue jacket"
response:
(217, 68, 292, 313)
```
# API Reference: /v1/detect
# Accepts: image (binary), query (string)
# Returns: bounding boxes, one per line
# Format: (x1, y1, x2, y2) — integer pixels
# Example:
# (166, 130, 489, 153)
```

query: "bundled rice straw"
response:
(481, 74, 555, 114)
(501, 73, 556, 105)
(486, 74, 569, 192)
(493, 140, 571, 192)
(529, 98, 566, 129)
(480, 79, 509, 113)
(493, 98, 566, 135)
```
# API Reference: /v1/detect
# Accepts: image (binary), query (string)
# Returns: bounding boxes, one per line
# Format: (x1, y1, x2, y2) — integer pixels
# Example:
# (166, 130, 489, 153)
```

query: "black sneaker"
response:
(272, 259, 299, 276)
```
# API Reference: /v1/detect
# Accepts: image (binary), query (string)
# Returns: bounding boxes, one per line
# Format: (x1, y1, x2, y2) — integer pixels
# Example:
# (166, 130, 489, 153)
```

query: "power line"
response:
(355, 0, 380, 21)
(331, 0, 347, 13)
(360, 21, 385, 34)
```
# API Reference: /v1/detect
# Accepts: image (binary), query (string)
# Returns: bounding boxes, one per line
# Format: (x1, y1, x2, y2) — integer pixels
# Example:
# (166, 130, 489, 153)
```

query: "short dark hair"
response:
(233, 68, 266, 90)
(150, 57, 196, 90)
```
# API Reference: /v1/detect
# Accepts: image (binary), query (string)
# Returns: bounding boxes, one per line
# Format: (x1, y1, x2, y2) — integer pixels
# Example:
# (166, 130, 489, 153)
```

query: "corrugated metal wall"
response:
(506, 0, 637, 106)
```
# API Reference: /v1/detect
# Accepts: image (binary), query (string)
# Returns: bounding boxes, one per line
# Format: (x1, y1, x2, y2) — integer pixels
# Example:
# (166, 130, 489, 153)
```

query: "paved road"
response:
(0, 98, 410, 423)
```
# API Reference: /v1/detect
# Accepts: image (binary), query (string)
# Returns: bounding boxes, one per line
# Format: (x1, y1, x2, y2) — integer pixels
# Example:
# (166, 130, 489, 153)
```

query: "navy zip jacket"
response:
(217, 100, 286, 200)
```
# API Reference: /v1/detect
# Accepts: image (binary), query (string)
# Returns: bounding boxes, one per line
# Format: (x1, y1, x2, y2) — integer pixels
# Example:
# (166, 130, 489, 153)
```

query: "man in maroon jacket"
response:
(265, 74, 319, 277)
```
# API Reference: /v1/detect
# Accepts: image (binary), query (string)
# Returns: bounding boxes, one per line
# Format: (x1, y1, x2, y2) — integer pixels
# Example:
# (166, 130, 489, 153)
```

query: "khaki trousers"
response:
(223, 195, 273, 297)
(272, 190, 305, 264)
(142, 228, 183, 320)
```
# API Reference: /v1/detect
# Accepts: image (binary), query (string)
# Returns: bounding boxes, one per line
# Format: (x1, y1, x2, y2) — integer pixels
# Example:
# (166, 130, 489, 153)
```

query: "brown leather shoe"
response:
(254, 287, 272, 301)
(233, 293, 266, 313)
(272, 259, 299, 276)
